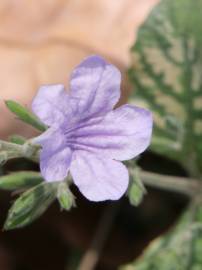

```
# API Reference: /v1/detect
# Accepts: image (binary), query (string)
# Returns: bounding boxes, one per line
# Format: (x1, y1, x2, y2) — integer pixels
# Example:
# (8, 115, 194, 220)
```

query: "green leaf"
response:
(128, 167, 146, 206)
(5, 100, 47, 132)
(0, 171, 43, 190)
(129, 0, 202, 177)
(9, 135, 26, 145)
(57, 182, 75, 211)
(4, 182, 57, 230)
(120, 205, 202, 270)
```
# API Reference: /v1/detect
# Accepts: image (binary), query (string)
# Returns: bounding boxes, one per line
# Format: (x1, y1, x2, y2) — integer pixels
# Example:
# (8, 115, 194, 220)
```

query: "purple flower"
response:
(32, 56, 152, 201)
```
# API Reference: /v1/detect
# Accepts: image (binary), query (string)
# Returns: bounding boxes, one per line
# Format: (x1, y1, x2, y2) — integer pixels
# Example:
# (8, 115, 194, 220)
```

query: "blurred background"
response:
(0, 0, 198, 269)
(0, 0, 157, 139)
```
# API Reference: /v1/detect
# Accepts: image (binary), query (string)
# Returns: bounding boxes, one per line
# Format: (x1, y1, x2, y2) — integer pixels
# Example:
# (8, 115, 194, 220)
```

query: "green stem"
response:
(0, 140, 39, 163)
(181, 38, 200, 177)
(0, 140, 22, 152)
(137, 170, 201, 197)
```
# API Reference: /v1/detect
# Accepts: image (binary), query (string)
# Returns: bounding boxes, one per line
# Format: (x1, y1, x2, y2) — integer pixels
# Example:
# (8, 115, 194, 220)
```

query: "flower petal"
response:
(70, 55, 121, 118)
(70, 152, 129, 201)
(31, 127, 60, 146)
(40, 147, 72, 182)
(32, 84, 73, 127)
(66, 104, 153, 161)
(34, 127, 72, 182)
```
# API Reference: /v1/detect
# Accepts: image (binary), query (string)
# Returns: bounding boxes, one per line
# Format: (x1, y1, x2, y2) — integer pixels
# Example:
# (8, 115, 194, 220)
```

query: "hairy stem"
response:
(138, 170, 201, 197)
(0, 140, 39, 163)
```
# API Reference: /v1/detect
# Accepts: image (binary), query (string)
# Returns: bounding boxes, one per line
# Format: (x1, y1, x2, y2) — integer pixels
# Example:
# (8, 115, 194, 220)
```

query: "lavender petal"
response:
(70, 151, 129, 201)
(70, 55, 121, 119)
(32, 84, 72, 127)
(65, 104, 153, 161)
